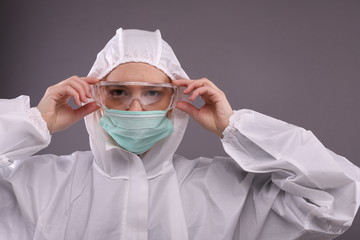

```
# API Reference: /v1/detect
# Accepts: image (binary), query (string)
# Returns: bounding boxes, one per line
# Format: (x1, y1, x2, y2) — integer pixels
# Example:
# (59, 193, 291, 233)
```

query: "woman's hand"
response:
(172, 78, 233, 137)
(37, 76, 100, 134)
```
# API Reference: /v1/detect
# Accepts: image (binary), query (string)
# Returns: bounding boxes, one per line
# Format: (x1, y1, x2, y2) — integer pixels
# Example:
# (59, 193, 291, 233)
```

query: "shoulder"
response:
(1, 151, 95, 226)
(4, 151, 95, 208)
(6, 151, 94, 184)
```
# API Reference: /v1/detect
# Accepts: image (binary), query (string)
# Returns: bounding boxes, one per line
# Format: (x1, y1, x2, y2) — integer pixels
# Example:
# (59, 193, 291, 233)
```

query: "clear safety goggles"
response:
(92, 81, 178, 111)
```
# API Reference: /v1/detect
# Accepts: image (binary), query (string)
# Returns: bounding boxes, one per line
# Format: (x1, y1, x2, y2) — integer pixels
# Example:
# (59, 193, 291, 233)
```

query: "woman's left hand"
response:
(172, 78, 233, 137)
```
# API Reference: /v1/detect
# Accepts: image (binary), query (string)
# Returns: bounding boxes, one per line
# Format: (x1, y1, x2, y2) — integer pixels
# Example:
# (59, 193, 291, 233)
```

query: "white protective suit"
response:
(0, 28, 360, 240)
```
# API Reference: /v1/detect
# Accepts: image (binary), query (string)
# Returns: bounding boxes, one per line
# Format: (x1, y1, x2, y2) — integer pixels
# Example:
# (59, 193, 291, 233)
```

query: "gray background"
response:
(1, 0, 359, 239)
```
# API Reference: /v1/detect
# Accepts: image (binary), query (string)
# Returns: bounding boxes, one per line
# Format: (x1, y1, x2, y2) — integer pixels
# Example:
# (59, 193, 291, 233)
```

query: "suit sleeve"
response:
(0, 96, 51, 239)
(221, 109, 360, 240)
(0, 95, 51, 167)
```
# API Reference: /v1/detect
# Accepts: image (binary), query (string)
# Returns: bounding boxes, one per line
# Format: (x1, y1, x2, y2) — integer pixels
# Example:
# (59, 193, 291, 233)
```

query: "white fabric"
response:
(1, 28, 360, 240)
(88, 28, 188, 81)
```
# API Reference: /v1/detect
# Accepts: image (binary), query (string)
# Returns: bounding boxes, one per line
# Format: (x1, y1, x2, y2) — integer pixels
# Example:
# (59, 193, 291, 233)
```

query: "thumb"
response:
(74, 101, 100, 121)
(176, 101, 199, 119)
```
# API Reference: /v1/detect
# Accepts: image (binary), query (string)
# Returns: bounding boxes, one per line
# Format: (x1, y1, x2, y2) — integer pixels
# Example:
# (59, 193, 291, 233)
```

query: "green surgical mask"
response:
(99, 108, 173, 155)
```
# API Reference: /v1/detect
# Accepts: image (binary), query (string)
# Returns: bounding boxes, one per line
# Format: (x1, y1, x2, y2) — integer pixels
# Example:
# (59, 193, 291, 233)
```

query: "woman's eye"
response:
(145, 90, 162, 97)
(110, 89, 127, 96)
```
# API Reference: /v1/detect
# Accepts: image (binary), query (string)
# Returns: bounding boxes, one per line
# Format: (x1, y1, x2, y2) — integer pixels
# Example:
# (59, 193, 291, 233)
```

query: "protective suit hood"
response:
(85, 28, 189, 178)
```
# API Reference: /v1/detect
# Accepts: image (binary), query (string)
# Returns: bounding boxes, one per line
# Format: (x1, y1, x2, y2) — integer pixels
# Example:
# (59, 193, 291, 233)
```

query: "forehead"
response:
(104, 62, 171, 83)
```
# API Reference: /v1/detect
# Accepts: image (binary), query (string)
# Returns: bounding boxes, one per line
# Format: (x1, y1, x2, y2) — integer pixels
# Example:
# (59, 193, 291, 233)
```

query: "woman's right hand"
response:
(37, 76, 100, 134)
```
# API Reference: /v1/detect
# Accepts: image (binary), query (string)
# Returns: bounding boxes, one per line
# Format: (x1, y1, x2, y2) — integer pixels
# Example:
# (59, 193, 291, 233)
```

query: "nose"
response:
(127, 99, 144, 111)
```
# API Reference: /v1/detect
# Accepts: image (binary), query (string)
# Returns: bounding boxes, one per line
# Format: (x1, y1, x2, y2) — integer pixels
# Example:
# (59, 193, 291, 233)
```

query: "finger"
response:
(59, 75, 99, 85)
(188, 85, 219, 102)
(80, 77, 100, 85)
(172, 79, 201, 90)
(176, 101, 199, 119)
(57, 75, 82, 86)
(72, 77, 94, 98)
(68, 80, 89, 103)
(46, 84, 78, 104)
(174, 78, 219, 95)
(59, 78, 89, 103)
(56, 85, 82, 106)
(59, 76, 99, 97)
(73, 101, 100, 121)
(172, 79, 205, 95)
(172, 79, 193, 87)
(80, 77, 100, 98)
(184, 81, 204, 95)
(199, 78, 219, 89)
(188, 78, 219, 93)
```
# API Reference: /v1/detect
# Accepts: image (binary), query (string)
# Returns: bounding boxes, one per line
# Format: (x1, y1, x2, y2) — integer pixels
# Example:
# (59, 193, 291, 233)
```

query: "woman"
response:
(0, 28, 359, 240)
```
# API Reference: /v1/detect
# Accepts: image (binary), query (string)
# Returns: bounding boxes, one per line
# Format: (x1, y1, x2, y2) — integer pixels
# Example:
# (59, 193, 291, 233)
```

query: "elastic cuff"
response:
(29, 107, 51, 139)
(221, 110, 239, 141)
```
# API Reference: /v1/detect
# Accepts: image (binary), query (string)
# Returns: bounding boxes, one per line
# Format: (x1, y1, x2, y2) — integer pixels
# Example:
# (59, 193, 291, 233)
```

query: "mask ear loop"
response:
(165, 86, 179, 120)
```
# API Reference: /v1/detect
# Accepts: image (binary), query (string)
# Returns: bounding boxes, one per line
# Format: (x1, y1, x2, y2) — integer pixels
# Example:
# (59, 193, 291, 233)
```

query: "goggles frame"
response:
(92, 81, 179, 111)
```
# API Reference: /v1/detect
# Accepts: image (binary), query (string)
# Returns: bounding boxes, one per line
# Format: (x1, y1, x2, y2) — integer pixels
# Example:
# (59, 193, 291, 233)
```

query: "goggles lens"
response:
(93, 82, 178, 111)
